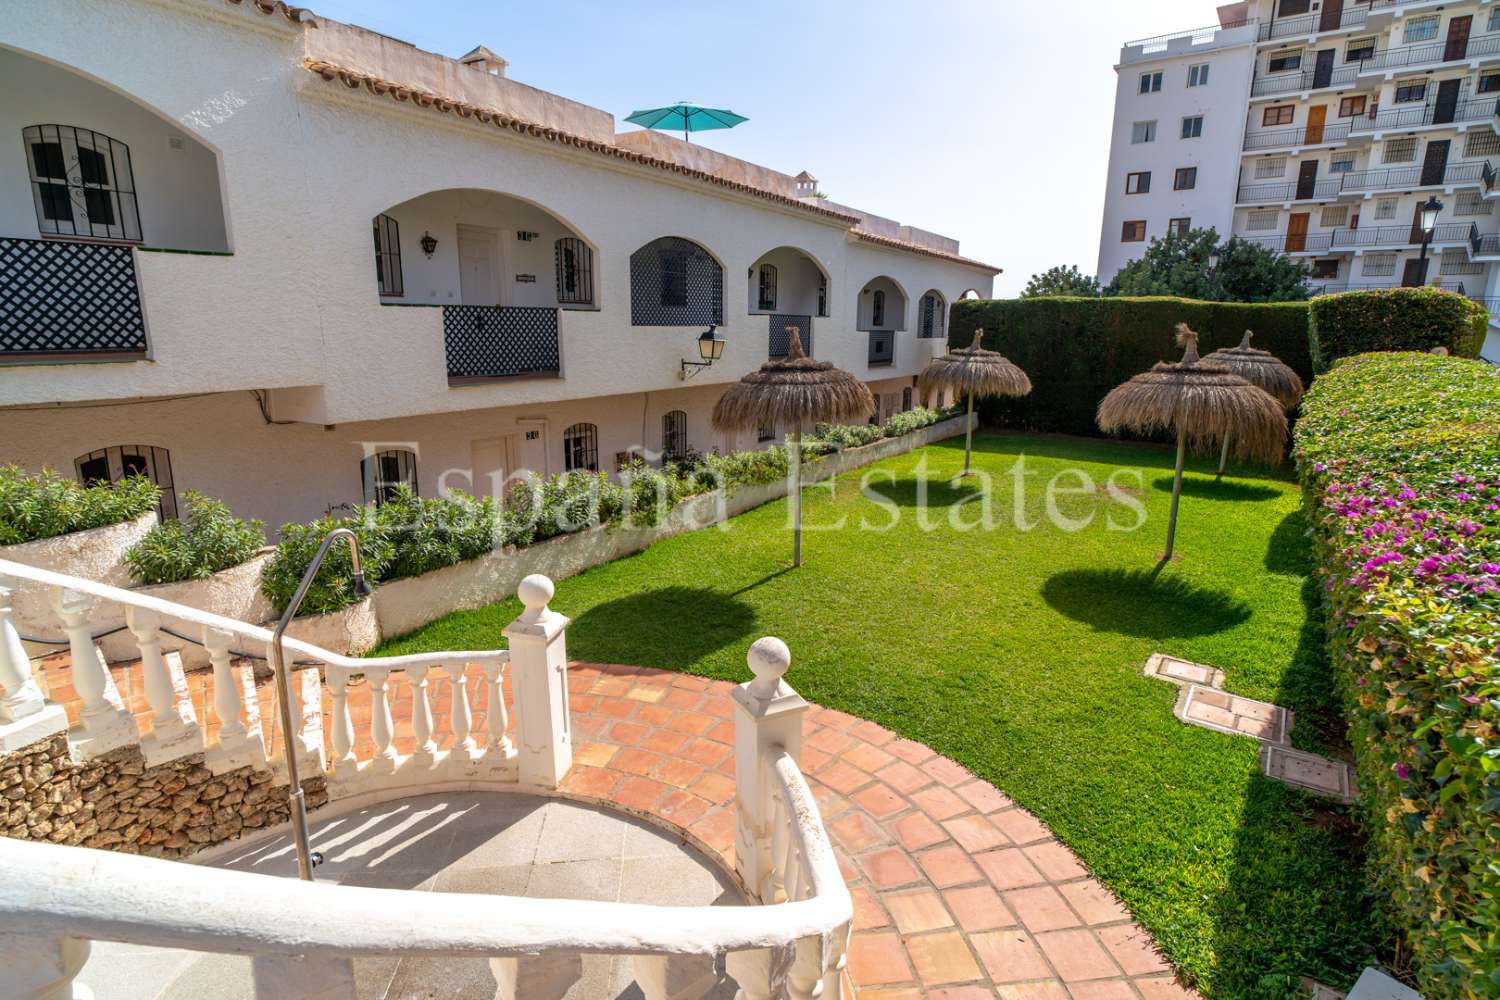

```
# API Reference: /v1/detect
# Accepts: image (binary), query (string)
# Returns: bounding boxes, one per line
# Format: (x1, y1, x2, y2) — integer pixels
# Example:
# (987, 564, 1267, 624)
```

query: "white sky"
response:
(304, 0, 1212, 295)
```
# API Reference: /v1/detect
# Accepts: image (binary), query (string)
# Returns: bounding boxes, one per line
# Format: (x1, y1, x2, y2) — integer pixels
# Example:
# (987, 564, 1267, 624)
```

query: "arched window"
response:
(630, 237, 723, 325)
(563, 423, 598, 472)
(555, 237, 594, 306)
(872, 289, 886, 328)
(373, 214, 403, 297)
(919, 293, 945, 339)
(75, 445, 176, 519)
(902, 387, 913, 411)
(360, 449, 417, 506)
(757, 264, 778, 310)
(662, 410, 688, 460)
(25, 125, 141, 242)
(817, 275, 829, 317)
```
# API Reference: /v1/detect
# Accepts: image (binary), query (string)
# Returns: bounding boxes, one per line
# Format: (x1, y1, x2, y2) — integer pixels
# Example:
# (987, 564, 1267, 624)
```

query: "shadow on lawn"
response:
(933, 433, 1295, 484)
(862, 478, 987, 509)
(567, 585, 756, 670)
(1150, 474, 1283, 503)
(1264, 509, 1313, 576)
(1040, 568, 1251, 638)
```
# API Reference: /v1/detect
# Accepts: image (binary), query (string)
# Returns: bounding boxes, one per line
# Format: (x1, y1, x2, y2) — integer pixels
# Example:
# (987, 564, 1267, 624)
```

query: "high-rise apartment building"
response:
(1099, 0, 1500, 357)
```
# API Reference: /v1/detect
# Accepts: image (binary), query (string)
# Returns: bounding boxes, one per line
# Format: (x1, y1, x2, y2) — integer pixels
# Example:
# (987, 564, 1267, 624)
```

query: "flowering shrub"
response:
(1295, 352, 1498, 998)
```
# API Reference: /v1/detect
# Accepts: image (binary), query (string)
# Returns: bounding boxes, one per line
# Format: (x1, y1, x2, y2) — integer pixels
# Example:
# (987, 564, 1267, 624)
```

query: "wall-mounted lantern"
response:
(419, 231, 438, 258)
(680, 326, 726, 379)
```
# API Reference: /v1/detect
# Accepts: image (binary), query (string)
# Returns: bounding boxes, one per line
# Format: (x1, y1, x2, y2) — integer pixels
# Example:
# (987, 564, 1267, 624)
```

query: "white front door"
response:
(457, 226, 500, 306)
(469, 436, 513, 502)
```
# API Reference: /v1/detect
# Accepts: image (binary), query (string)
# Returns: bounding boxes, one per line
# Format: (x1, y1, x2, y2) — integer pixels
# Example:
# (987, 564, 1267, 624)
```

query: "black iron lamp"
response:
(1205, 248, 1222, 299)
(680, 326, 726, 378)
(1417, 195, 1444, 284)
(419, 231, 438, 258)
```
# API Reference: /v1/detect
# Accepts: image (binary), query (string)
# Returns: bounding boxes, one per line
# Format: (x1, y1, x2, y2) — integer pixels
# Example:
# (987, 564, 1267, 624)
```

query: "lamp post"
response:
(679, 326, 726, 378)
(1416, 195, 1443, 285)
(1205, 248, 1222, 300)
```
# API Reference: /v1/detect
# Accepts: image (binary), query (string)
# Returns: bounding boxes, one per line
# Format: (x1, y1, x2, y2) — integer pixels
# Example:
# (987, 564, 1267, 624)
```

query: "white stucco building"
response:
(0, 0, 996, 530)
(1098, 0, 1500, 359)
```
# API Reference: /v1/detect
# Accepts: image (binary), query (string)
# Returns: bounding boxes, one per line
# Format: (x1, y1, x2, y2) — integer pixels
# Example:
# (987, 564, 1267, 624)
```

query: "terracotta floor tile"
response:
(886, 888, 956, 934)
(851, 886, 891, 930)
(893, 811, 949, 852)
(970, 930, 1053, 984)
(817, 759, 875, 795)
(612, 776, 670, 812)
(955, 778, 1013, 814)
(690, 771, 735, 805)
(830, 809, 889, 853)
(1058, 880, 1130, 926)
(974, 848, 1047, 891)
(816, 707, 861, 731)
(1134, 976, 1200, 999)
(807, 727, 857, 755)
(611, 747, 665, 776)
(561, 766, 620, 798)
(944, 884, 1018, 932)
(852, 783, 908, 820)
(911, 784, 970, 821)
(1035, 929, 1122, 982)
(608, 720, 648, 743)
(843, 740, 895, 773)
(860, 847, 923, 889)
(930, 988, 1000, 1000)
(877, 759, 935, 795)
(906, 929, 983, 986)
(916, 843, 985, 888)
(1024, 840, 1088, 882)
(1097, 924, 1171, 977)
(993, 807, 1052, 846)
(997, 983, 1072, 1000)
(886, 738, 936, 765)
(848, 931, 915, 988)
(1005, 886, 1082, 933)
(921, 754, 974, 788)
(639, 727, 689, 754)
(1067, 981, 1140, 1000)
(944, 813, 1009, 853)
(654, 756, 703, 789)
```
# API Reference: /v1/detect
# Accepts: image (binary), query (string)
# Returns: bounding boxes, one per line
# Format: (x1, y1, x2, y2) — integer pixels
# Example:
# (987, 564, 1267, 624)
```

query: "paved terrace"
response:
(38, 654, 1200, 1000)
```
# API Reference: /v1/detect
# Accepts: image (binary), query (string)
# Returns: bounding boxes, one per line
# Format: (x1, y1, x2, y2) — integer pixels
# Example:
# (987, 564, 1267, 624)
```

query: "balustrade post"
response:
(249, 953, 356, 999)
(126, 606, 199, 764)
(731, 637, 809, 903)
(724, 948, 776, 1000)
(366, 667, 397, 774)
(490, 953, 583, 1000)
(326, 669, 356, 769)
(410, 666, 436, 766)
(268, 650, 326, 786)
(482, 659, 512, 754)
(202, 625, 265, 773)
(0, 575, 67, 752)
(502, 575, 572, 790)
(632, 954, 720, 1000)
(53, 588, 135, 758)
(0, 933, 90, 1000)
(446, 662, 475, 755)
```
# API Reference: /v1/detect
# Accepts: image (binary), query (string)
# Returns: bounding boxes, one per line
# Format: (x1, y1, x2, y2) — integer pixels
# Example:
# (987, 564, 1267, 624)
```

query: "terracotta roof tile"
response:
(852, 230, 1001, 274)
(222, 0, 316, 24)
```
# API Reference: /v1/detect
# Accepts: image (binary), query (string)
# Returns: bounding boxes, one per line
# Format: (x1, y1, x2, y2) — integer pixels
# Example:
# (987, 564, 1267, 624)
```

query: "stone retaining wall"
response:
(0, 733, 327, 860)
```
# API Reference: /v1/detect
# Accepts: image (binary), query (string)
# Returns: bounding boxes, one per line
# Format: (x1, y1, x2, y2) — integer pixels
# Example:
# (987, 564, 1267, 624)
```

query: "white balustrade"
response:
(53, 586, 136, 757)
(0, 573, 68, 753)
(0, 558, 851, 1000)
(126, 605, 199, 764)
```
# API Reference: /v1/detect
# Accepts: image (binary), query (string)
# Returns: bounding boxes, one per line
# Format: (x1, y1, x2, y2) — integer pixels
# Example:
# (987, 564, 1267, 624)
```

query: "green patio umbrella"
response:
(625, 102, 748, 143)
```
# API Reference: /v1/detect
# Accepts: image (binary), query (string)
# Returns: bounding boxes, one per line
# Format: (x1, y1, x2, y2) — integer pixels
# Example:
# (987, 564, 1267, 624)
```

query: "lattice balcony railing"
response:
(0, 236, 147, 360)
(442, 305, 560, 383)
(768, 314, 812, 358)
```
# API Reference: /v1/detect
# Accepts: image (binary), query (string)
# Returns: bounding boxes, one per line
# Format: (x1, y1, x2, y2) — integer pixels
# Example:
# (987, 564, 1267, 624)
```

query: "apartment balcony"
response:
(1258, 6, 1369, 42)
(1236, 178, 1343, 205)
(1249, 63, 1358, 98)
(1234, 232, 1336, 255)
(1471, 233, 1500, 259)
(1358, 33, 1500, 77)
(0, 236, 148, 363)
(1350, 96, 1500, 134)
(1243, 120, 1354, 152)
(1337, 159, 1496, 195)
(867, 330, 895, 366)
(1329, 221, 1476, 250)
(442, 305, 560, 385)
(768, 314, 812, 359)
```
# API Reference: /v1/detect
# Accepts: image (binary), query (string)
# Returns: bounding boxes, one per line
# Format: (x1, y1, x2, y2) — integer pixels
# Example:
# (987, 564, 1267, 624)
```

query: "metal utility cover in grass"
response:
(918, 329, 1032, 476)
(1097, 324, 1287, 562)
(712, 326, 872, 567)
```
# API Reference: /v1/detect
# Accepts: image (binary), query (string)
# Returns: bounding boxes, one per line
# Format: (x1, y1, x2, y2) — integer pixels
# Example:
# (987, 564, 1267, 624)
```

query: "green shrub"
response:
(950, 297, 1312, 436)
(0, 466, 159, 546)
(1307, 287, 1487, 372)
(1295, 352, 1498, 999)
(376, 486, 499, 580)
(813, 422, 884, 451)
(506, 471, 624, 543)
(124, 491, 265, 585)
(261, 511, 394, 617)
(697, 447, 789, 489)
(883, 405, 944, 438)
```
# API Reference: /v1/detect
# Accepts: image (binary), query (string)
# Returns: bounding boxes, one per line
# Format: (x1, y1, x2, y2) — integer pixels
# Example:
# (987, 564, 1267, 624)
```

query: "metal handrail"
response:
(1125, 18, 1252, 52)
(1243, 120, 1353, 150)
(1260, 7, 1370, 40)
(1338, 159, 1491, 192)
(1361, 32, 1500, 72)
(1330, 222, 1475, 248)
(1250, 63, 1358, 97)
(1236, 178, 1343, 203)
(1233, 233, 1336, 253)
(1351, 97, 1500, 132)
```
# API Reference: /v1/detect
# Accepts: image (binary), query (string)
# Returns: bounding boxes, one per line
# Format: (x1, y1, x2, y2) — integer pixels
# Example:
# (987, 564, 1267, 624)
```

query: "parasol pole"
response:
(790, 430, 802, 567)
(1163, 420, 1187, 563)
(962, 391, 975, 477)
(1215, 432, 1231, 481)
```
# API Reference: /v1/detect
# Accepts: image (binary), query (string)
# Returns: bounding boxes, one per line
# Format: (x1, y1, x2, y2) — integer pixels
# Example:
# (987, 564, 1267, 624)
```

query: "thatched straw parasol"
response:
(1202, 330, 1305, 480)
(1097, 324, 1287, 562)
(712, 327, 873, 566)
(917, 329, 1032, 476)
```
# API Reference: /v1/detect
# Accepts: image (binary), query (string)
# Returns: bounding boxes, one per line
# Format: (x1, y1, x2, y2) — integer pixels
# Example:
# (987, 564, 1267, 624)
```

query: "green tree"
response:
(1106, 227, 1311, 302)
(1021, 265, 1100, 298)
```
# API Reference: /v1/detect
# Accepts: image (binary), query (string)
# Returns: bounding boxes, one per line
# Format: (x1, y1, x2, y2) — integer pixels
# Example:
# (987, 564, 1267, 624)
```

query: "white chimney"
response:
(459, 46, 508, 78)
(794, 171, 818, 198)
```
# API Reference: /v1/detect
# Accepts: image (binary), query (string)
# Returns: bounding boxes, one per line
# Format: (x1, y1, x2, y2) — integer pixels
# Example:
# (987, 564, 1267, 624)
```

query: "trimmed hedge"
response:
(1308, 287, 1487, 372)
(0, 466, 160, 546)
(1295, 353, 1498, 999)
(949, 297, 1313, 436)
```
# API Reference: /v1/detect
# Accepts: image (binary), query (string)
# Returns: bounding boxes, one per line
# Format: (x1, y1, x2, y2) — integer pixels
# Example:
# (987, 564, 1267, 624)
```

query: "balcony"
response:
(768, 314, 812, 358)
(1471, 233, 1500, 258)
(1350, 96, 1500, 134)
(1250, 63, 1357, 98)
(1337, 159, 1495, 195)
(1234, 232, 1336, 254)
(1259, 7, 1369, 41)
(1329, 221, 1476, 249)
(1236, 178, 1343, 204)
(442, 305, 560, 384)
(1243, 120, 1354, 151)
(868, 330, 894, 366)
(1359, 33, 1500, 75)
(0, 236, 147, 363)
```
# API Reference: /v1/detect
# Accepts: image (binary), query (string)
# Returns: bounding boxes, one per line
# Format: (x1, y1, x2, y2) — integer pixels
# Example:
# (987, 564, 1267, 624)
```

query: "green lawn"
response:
(376, 431, 1385, 997)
